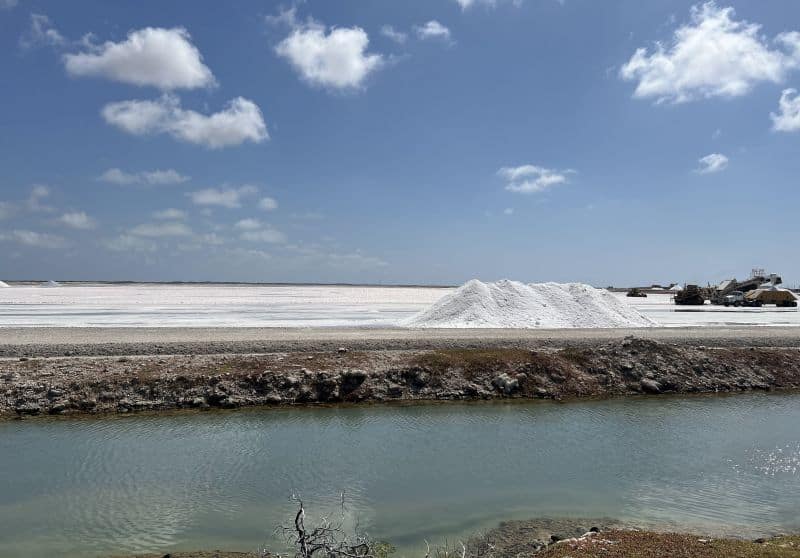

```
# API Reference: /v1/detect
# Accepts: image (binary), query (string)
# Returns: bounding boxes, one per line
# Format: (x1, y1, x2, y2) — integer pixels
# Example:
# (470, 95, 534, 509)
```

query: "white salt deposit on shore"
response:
(404, 279, 656, 328)
(0, 281, 9, 288)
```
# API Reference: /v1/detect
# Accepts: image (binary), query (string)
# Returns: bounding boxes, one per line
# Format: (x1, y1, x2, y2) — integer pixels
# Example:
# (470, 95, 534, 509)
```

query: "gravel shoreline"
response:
(3, 333, 800, 418)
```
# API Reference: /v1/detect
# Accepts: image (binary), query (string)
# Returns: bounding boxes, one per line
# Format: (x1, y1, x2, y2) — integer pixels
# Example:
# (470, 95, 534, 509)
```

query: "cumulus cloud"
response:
(274, 17, 383, 90)
(695, 153, 729, 174)
(258, 197, 278, 211)
(771, 88, 800, 132)
(101, 94, 268, 148)
(503, 208, 514, 215)
(63, 27, 215, 90)
(1, 230, 66, 248)
(414, 21, 452, 42)
(499, 164, 575, 193)
(130, 221, 192, 237)
(98, 167, 190, 185)
(1, 0, 19, 10)
(188, 185, 258, 208)
(57, 211, 96, 230)
(380, 25, 408, 44)
(19, 13, 65, 49)
(152, 208, 187, 220)
(620, 2, 800, 103)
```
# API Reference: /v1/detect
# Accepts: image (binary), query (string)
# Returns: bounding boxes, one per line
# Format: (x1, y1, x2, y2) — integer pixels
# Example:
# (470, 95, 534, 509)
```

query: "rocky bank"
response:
(2, 337, 800, 418)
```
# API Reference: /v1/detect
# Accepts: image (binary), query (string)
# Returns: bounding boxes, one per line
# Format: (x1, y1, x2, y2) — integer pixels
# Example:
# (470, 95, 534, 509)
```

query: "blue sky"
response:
(2, 0, 800, 286)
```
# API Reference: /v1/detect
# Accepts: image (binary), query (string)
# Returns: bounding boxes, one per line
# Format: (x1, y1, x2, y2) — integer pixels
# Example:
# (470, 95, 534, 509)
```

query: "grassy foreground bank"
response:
(5, 337, 800, 418)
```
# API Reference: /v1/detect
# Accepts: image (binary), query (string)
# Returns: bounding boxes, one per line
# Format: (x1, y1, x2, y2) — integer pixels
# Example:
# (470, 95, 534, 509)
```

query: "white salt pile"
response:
(404, 279, 656, 329)
(42, 280, 62, 287)
(0, 281, 9, 288)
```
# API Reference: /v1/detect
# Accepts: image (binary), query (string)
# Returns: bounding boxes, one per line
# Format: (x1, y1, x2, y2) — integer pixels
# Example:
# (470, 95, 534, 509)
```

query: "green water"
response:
(1, 394, 799, 557)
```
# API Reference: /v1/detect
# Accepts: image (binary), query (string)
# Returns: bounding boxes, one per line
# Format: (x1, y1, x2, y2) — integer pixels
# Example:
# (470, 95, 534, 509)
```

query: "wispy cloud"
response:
(1, 229, 66, 248)
(98, 167, 190, 185)
(57, 211, 96, 230)
(381, 25, 408, 44)
(188, 185, 258, 209)
(130, 221, 192, 237)
(498, 164, 575, 193)
(19, 13, 65, 49)
(414, 21, 452, 43)
(695, 152, 729, 174)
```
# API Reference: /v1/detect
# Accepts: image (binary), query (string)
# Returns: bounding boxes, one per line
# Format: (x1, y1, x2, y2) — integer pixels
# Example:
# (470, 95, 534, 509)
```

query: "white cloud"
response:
(258, 197, 278, 211)
(414, 21, 452, 42)
(130, 221, 192, 237)
(58, 211, 95, 230)
(499, 164, 574, 193)
(275, 20, 383, 90)
(2, 230, 66, 248)
(620, 2, 800, 103)
(381, 25, 408, 44)
(503, 207, 514, 215)
(241, 228, 287, 244)
(771, 88, 800, 132)
(152, 208, 187, 220)
(1, 0, 19, 9)
(19, 13, 65, 49)
(101, 94, 268, 148)
(102, 234, 157, 253)
(64, 27, 215, 90)
(188, 185, 258, 208)
(234, 218, 262, 230)
(99, 167, 190, 185)
(695, 153, 729, 174)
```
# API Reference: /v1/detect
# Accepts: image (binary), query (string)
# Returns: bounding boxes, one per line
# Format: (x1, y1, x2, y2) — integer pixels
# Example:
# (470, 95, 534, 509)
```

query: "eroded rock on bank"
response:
(2, 337, 800, 417)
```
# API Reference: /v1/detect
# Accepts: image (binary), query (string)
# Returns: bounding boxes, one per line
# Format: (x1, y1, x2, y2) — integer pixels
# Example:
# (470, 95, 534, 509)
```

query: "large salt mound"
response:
(0, 281, 9, 288)
(404, 279, 656, 328)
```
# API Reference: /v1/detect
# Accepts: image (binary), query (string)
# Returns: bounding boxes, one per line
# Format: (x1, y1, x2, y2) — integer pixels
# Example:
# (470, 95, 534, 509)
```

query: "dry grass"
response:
(539, 531, 800, 558)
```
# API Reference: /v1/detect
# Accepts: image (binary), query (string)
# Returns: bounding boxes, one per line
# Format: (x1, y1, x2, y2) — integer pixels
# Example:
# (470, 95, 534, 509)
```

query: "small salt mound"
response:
(404, 279, 656, 329)
(0, 281, 9, 288)
(42, 280, 62, 287)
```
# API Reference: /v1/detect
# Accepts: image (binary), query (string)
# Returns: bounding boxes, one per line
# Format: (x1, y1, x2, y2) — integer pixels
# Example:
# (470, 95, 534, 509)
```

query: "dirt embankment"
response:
(3, 337, 800, 418)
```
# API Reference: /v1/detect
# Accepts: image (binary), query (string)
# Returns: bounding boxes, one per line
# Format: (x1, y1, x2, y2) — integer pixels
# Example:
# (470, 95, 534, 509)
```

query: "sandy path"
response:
(3, 326, 800, 357)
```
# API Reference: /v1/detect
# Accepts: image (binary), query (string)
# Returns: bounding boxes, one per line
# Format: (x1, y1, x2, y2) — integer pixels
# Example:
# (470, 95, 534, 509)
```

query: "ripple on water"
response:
(1, 394, 800, 557)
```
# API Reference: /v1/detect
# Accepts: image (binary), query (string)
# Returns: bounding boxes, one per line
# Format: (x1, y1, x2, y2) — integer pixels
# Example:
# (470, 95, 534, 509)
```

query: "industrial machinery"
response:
(722, 289, 798, 307)
(710, 269, 781, 305)
(626, 288, 647, 298)
(673, 284, 705, 305)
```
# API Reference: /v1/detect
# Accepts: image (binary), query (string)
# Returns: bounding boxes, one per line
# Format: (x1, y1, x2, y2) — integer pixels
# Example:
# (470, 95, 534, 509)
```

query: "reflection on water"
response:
(1, 394, 799, 557)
